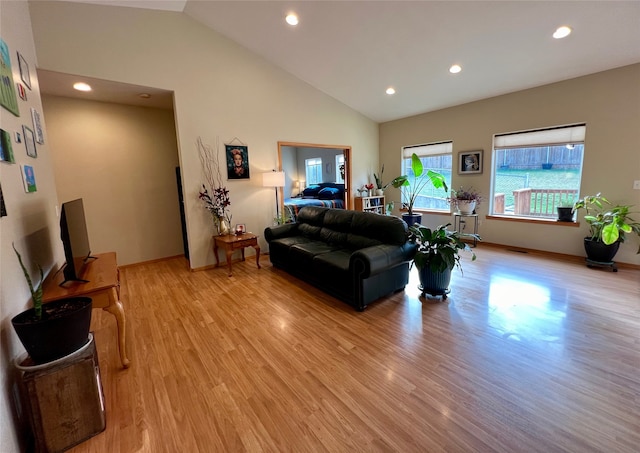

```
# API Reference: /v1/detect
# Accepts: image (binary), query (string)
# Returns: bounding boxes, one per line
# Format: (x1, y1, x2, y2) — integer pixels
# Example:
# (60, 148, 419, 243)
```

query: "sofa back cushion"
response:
(296, 206, 408, 249)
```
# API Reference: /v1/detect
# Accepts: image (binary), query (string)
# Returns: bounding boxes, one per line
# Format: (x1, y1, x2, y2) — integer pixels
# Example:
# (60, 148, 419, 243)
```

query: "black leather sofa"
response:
(264, 206, 416, 311)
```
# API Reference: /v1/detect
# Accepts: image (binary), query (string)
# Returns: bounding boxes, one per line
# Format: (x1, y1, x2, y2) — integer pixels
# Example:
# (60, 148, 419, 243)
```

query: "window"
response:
(401, 141, 453, 211)
(335, 154, 345, 183)
(491, 124, 585, 219)
(305, 157, 323, 185)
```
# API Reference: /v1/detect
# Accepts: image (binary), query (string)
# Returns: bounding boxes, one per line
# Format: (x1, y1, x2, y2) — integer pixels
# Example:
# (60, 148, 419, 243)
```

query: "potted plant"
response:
(373, 164, 392, 196)
(390, 153, 448, 226)
(408, 223, 481, 298)
(447, 186, 483, 215)
(11, 244, 92, 364)
(556, 195, 575, 222)
(572, 193, 640, 264)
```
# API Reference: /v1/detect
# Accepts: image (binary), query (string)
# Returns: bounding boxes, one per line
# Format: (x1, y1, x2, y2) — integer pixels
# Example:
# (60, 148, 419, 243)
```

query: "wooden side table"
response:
(42, 252, 130, 368)
(213, 233, 261, 277)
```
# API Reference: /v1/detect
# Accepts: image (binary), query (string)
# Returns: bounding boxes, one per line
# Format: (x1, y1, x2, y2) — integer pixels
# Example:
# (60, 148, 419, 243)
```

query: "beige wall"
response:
(28, 1, 379, 270)
(380, 64, 640, 265)
(41, 95, 183, 266)
(0, 2, 62, 451)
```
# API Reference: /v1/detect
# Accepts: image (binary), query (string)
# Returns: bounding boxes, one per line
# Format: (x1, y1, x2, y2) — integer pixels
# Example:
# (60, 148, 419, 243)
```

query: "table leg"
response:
(254, 245, 261, 269)
(104, 287, 131, 368)
(213, 240, 220, 268)
(225, 248, 233, 277)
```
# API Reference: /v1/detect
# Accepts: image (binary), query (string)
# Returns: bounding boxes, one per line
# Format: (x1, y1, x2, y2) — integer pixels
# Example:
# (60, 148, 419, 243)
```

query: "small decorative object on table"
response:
(235, 224, 246, 235)
(448, 186, 483, 215)
(365, 183, 374, 197)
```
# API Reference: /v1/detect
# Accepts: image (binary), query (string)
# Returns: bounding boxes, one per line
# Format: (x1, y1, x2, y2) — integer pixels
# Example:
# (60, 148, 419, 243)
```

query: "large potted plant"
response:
(408, 223, 480, 298)
(572, 193, 640, 265)
(11, 244, 92, 364)
(390, 153, 448, 226)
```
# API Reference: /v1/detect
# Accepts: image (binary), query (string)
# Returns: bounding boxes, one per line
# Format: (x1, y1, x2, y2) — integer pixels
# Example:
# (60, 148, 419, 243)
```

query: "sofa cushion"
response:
(290, 241, 342, 268)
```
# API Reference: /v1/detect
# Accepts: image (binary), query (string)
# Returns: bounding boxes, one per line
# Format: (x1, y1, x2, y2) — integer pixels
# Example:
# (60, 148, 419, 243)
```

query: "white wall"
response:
(28, 1, 379, 269)
(0, 2, 62, 451)
(41, 94, 183, 266)
(380, 64, 640, 265)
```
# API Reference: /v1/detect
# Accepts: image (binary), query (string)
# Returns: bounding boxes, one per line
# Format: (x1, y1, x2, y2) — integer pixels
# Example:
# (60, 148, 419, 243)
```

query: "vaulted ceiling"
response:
(41, 1, 640, 122)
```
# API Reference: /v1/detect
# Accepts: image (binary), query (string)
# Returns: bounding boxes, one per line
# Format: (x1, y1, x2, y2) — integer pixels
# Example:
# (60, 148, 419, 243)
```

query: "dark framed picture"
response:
(22, 125, 37, 158)
(0, 128, 15, 163)
(235, 224, 246, 235)
(17, 52, 31, 90)
(31, 108, 44, 144)
(1, 183, 7, 217)
(458, 150, 483, 175)
(225, 145, 250, 180)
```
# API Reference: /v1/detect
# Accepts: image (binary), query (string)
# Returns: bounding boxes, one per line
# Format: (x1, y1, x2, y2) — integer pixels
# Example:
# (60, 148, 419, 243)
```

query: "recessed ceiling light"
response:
(139, 93, 151, 99)
(449, 64, 462, 74)
(386, 87, 396, 95)
(553, 26, 572, 39)
(285, 13, 299, 26)
(73, 82, 92, 92)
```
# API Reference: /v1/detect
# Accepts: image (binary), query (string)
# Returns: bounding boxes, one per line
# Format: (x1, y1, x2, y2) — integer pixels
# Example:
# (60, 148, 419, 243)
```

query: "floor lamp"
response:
(262, 171, 286, 221)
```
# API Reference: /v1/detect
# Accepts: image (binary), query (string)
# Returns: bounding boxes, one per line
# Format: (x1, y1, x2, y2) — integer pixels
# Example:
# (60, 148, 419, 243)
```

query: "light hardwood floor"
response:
(72, 246, 639, 453)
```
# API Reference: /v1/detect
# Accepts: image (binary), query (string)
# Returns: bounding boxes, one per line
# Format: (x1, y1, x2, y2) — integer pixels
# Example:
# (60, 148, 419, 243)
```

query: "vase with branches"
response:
(197, 137, 232, 235)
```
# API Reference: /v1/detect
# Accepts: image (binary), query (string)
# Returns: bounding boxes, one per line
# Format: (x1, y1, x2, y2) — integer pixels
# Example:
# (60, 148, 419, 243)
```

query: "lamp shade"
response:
(262, 171, 285, 187)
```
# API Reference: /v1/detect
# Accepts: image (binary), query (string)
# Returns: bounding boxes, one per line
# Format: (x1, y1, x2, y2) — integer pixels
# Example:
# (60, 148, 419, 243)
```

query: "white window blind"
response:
(494, 124, 586, 149)
(402, 141, 452, 158)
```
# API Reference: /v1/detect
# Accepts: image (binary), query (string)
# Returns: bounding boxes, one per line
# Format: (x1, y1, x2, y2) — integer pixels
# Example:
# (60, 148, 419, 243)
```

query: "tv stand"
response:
(43, 252, 130, 368)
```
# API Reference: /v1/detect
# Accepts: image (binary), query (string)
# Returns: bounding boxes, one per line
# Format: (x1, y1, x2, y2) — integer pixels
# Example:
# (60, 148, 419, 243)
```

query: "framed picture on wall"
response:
(17, 52, 31, 90)
(31, 108, 44, 144)
(225, 145, 250, 180)
(458, 150, 483, 175)
(22, 125, 37, 158)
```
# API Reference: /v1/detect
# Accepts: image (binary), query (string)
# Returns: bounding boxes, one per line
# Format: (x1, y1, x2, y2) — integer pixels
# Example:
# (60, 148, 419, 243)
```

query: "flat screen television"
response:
(60, 198, 93, 285)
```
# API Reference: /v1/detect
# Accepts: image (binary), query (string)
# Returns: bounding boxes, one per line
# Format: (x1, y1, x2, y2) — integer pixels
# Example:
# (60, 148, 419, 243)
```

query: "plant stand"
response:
(585, 258, 618, 272)
(419, 285, 450, 299)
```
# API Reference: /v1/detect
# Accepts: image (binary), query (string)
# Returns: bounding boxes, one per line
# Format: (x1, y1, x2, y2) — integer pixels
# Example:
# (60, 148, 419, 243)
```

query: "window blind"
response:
(402, 141, 452, 158)
(494, 124, 585, 149)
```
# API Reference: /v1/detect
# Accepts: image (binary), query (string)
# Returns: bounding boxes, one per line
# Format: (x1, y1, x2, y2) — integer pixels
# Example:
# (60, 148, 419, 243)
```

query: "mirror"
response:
(277, 141, 351, 221)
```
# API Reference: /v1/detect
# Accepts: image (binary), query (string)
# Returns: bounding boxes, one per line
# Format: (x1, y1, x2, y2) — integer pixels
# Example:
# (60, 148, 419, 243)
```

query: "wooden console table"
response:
(42, 252, 130, 368)
(213, 233, 261, 277)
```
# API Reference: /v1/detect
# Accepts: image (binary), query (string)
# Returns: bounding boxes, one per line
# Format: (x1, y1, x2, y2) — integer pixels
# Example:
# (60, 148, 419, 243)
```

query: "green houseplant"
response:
(11, 244, 92, 364)
(408, 223, 480, 298)
(572, 193, 640, 263)
(390, 153, 448, 225)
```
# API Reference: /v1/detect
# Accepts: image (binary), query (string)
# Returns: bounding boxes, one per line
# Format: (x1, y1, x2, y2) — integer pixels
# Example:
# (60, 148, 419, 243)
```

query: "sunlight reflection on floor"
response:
(487, 274, 566, 344)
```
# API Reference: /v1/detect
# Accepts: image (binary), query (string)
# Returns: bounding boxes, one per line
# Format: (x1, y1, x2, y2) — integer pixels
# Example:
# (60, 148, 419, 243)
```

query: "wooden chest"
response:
(18, 335, 106, 452)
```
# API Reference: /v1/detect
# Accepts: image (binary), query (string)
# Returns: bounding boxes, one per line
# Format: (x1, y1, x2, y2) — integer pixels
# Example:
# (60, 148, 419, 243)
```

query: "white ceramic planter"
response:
(457, 200, 476, 215)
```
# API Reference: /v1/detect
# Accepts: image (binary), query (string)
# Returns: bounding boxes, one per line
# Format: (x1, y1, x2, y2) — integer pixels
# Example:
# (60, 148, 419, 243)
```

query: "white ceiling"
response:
(40, 1, 640, 122)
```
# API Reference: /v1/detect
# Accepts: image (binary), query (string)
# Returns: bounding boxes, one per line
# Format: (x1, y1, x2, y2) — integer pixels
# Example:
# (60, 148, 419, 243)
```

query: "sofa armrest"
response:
(350, 242, 417, 278)
(264, 223, 299, 242)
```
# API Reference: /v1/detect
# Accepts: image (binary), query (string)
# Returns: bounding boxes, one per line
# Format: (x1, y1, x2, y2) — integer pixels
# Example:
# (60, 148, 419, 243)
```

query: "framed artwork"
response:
(0, 39, 20, 116)
(23, 125, 36, 158)
(458, 150, 483, 175)
(235, 224, 246, 235)
(31, 108, 44, 144)
(17, 52, 31, 89)
(17, 83, 27, 100)
(225, 144, 250, 180)
(1, 183, 6, 217)
(21, 164, 37, 193)
(0, 128, 15, 163)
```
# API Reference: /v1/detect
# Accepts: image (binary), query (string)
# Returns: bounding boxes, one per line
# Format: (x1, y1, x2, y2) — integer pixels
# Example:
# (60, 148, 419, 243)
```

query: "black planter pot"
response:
(583, 238, 620, 263)
(11, 297, 92, 364)
(556, 207, 574, 222)
(418, 265, 452, 299)
(402, 213, 422, 227)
